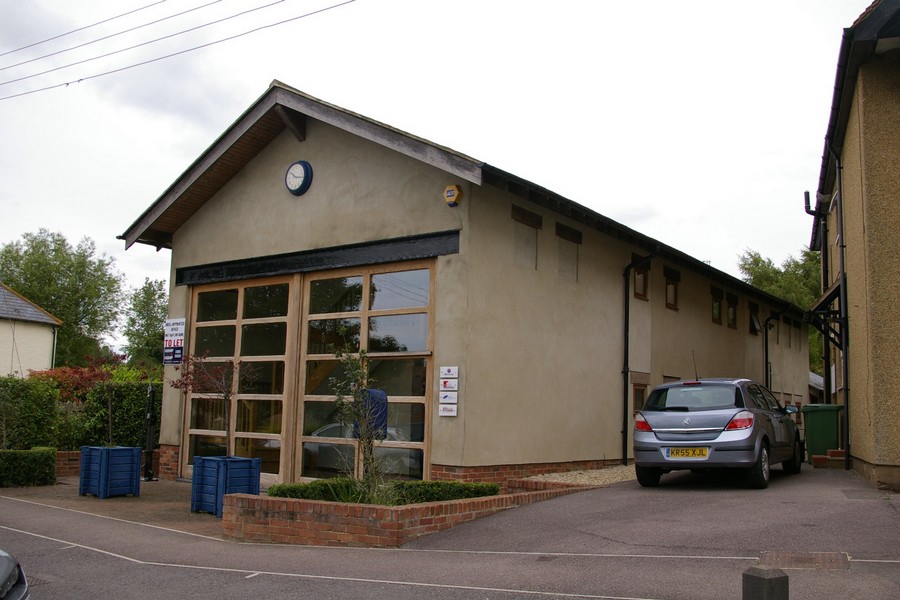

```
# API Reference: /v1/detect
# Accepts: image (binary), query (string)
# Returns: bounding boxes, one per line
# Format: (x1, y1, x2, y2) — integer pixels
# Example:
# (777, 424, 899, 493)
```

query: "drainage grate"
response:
(758, 551, 850, 570)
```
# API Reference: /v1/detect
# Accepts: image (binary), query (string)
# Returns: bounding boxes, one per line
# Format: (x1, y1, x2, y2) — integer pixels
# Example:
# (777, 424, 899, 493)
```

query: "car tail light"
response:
(634, 413, 653, 432)
(725, 410, 754, 430)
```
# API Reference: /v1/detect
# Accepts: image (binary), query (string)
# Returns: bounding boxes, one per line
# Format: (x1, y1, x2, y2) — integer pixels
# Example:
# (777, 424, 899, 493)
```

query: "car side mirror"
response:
(783, 405, 799, 415)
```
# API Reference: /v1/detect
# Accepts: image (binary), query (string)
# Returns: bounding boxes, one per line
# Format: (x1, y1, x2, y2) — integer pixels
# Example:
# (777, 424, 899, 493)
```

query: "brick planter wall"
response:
(221, 482, 592, 547)
(157, 444, 180, 480)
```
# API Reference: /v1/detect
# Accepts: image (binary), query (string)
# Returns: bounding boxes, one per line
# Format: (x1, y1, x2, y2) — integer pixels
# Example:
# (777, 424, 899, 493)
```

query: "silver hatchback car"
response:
(633, 378, 803, 489)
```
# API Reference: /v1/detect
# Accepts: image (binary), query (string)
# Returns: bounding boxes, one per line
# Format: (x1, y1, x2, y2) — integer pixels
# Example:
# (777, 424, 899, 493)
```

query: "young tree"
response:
(0, 229, 125, 366)
(738, 247, 823, 374)
(330, 345, 389, 502)
(123, 278, 168, 366)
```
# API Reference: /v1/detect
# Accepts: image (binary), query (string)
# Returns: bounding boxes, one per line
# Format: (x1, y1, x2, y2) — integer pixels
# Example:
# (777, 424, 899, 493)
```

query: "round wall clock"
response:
(285, 160, 313, 196)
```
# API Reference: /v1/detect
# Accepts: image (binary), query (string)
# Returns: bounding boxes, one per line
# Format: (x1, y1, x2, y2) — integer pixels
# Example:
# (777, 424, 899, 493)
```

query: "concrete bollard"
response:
(743, 566, 789, 600)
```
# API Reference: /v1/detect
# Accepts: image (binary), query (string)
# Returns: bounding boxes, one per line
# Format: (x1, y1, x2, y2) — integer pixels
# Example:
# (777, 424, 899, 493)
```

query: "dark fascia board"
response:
(815, 1, 900, 202)
(120, 81, 484, 250)
(480, 164, 806, 319)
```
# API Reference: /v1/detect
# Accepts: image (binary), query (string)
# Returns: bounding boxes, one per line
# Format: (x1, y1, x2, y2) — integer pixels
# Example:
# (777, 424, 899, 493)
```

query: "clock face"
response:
(285, 160, 312, 195)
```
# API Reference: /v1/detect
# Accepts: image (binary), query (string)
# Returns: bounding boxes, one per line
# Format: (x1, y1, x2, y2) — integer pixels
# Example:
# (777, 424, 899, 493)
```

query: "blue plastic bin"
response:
(79, 446, 142, 499)
(190, 456, 261, 518)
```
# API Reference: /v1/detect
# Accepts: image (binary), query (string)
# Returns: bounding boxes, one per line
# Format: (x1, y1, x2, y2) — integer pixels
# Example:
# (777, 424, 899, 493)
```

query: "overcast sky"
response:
(0, 0, 874, 299)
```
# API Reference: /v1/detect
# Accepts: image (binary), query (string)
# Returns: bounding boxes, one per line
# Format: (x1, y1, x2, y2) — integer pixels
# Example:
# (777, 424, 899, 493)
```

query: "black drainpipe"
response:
(764, 313, 781, 389)
(622, 248, 658, 465)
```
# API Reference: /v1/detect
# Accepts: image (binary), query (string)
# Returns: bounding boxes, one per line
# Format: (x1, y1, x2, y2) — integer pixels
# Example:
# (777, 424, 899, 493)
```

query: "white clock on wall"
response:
(285, 160, 313, 196)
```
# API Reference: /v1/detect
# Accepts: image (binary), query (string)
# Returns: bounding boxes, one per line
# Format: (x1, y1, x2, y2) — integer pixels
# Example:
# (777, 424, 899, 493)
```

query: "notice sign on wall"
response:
(163, 318, 186, 365)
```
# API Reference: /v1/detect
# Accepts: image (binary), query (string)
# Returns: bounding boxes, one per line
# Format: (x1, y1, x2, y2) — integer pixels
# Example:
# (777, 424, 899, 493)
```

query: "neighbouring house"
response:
(0, 283, 61, 377)
(121, 81, 810, 486)
(807, 0, 900, 490)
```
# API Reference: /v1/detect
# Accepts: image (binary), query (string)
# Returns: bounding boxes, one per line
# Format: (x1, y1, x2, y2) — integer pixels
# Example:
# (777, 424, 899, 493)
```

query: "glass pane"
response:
(234, 437, 280, 475)
(195, 326, 236, 357)
(302, 442, 355, 478)
(307, 318, 360, 354)
(241, 323, 286, 356)
(375, 447, 423, 480)
(309, 277, 363, 314)
(368, 358, 427, 396)
(369, 314, 427, 352)
(190, 397, 226, 430)
(243, 284, 289, 319)
(303, 401, 347, 436)
(197, 289, 238, 322)
(189, 434, 226, 460)
(190, 362, 235, 394)
(239, 361, 284, 394)
(388, 402, 425, 442)
(370, 269, 429, 310)
(305, 360, 346, 395)
(236, 399, 282, 433)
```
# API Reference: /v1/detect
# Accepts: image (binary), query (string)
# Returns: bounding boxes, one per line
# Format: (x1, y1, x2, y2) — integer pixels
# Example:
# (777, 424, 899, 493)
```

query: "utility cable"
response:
(1, 1, 224, 73)
(0, 0, 289, 87)
(0, 1, 168, 58)
(0, 0, 356, 102)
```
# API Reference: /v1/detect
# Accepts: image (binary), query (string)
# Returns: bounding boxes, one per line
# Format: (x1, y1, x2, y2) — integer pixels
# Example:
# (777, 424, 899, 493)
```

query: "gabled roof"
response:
(122, 81, 806, 316)
(119, 81, 483, 250)
(0, 283, 62, 326)
(812, 0, 900, 245)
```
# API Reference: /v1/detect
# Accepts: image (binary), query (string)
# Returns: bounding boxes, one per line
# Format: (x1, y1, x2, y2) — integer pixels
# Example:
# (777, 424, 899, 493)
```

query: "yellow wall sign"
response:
(443, 184, 462, 207)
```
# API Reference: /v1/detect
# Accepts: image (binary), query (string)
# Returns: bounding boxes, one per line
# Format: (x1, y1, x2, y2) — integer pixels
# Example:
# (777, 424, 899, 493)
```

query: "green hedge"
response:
(0, 377, 58, 450)
(0, 447, 56, 487)
(0, 377, 161, 451)
(268, 478, 500, 505)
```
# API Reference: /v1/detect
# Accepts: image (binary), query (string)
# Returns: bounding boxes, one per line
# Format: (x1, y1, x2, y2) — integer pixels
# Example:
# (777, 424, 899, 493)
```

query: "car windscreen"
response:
(644, 385, 741, 411)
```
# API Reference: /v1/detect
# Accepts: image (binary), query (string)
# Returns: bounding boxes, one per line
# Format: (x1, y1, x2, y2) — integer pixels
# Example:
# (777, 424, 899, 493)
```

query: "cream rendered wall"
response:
(159, 120, 472, 461)
(828, 60, 900, 483)
(454, 189, 629, 466)
(0, 320, 55, 376)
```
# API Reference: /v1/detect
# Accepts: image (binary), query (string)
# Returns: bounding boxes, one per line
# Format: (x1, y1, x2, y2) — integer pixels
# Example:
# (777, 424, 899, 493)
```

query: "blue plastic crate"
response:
(79, 446, 142, 499)
(191, 456, 261, 518)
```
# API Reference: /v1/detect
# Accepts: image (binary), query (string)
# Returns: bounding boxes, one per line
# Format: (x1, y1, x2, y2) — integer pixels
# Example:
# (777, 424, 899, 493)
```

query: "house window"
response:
(300, 263, 431, 481)
(187, 278, 293, 475)
(664, 267, 680, 310)
(633, 384, 647, 414)
(711, 286, 723, 324)
(749, 302, 761, 335)
(633, 255, 649, 300)
(556, 223, 582, 282)
(726, 293, 738, 329)
(512, 205, 542, 269)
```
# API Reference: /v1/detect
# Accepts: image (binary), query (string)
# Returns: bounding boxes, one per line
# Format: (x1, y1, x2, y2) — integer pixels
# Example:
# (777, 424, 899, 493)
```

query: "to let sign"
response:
(163, 318, 186, 365)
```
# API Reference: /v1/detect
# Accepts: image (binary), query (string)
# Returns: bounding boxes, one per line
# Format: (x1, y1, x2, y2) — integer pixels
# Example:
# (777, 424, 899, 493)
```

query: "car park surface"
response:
(634, 378, 803, 488)
(0, 468, 897, 599)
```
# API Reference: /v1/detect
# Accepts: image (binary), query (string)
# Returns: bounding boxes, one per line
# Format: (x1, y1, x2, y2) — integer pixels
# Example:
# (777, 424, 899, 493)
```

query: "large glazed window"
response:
(300, 264, 431, 481)
(187, 279, 292, 475)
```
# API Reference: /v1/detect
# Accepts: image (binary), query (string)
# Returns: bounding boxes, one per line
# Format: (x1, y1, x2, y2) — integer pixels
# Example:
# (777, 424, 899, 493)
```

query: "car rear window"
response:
(644, 385, 741, 411)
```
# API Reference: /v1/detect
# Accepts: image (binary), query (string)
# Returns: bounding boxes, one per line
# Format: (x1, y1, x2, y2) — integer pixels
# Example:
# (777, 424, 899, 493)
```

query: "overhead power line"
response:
(0, 0, 356, 102)
(1, 0, 224, 73)
(0, 0, 289, 87)
(0, 0, 169, 58)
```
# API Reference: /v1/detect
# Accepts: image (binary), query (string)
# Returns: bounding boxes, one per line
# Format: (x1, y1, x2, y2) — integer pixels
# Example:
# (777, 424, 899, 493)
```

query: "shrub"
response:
(0, 377, 59, 450)
(390, 480, 500, 504)
(0, 446, 56, 487)
(80, 382, 162, 448)
(267, 478, 500, 505)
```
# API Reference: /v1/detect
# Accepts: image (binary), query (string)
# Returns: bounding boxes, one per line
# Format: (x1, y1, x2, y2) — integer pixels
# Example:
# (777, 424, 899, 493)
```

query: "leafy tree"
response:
(123, 278, 167, 367)
(0, 230, 125, 366)
(738, 248, 822, 374)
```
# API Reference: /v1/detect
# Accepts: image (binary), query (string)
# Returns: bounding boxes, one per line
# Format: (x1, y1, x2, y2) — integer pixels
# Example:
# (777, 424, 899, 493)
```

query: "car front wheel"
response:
(748, 444, 770, 489)
(636, 466, 662, 487)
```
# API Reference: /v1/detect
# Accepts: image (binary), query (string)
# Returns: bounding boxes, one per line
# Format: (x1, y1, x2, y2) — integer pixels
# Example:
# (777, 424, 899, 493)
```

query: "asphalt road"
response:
(1, 467, 898, 599)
